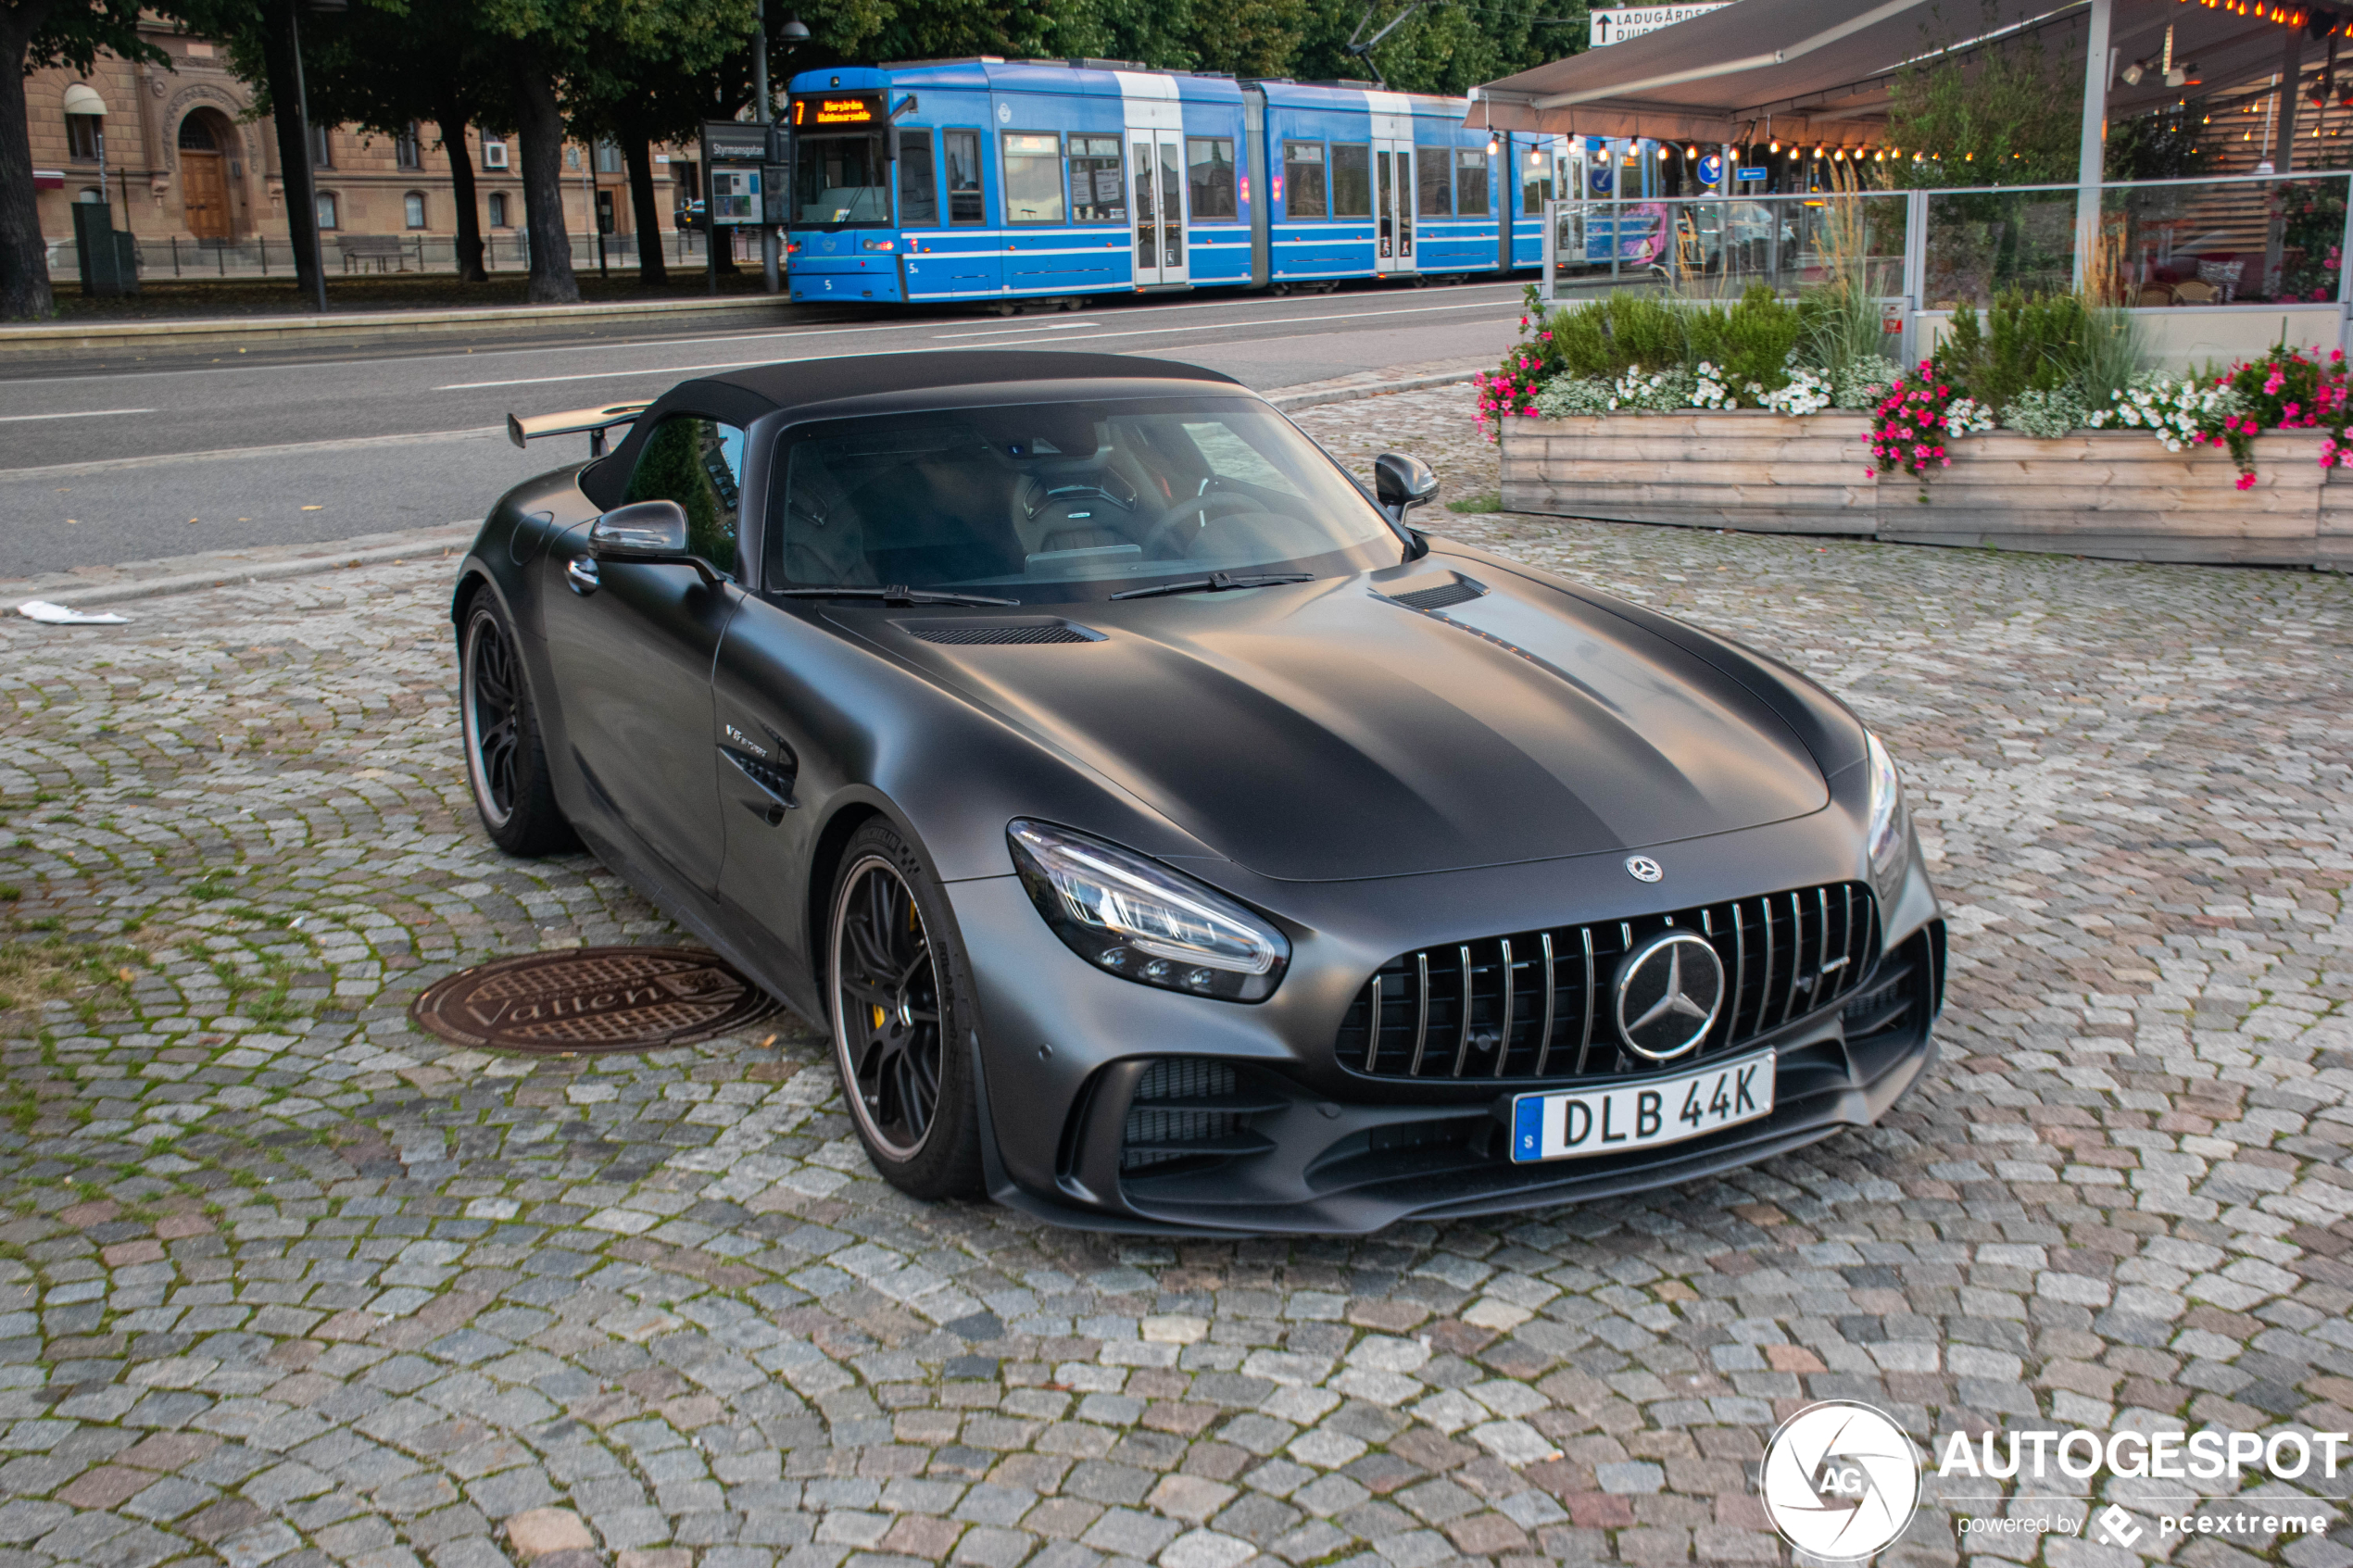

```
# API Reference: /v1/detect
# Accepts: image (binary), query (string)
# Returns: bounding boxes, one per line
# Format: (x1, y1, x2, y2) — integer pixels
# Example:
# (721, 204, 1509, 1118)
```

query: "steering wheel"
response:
(1138, 482, 1258, 559)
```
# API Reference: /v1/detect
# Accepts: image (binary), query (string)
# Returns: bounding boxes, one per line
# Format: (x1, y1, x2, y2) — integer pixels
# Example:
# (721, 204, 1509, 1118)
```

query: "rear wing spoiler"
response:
(507, 401, 650, 458)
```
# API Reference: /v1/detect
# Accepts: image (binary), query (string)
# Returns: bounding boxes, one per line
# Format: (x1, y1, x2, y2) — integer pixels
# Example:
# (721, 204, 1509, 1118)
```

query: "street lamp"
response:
(755, 14, 812, 294)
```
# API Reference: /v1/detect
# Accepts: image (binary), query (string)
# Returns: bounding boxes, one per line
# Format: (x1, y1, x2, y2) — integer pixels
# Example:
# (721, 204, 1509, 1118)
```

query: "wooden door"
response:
(182, 153, 229, 239)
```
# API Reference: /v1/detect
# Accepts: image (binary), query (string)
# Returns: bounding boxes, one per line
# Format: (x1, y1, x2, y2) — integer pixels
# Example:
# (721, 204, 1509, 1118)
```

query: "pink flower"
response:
(2235, 472, 2257, 491)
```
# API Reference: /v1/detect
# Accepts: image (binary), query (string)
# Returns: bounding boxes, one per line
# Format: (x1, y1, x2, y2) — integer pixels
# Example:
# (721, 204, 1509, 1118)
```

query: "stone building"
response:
(24, 21, 693, 270)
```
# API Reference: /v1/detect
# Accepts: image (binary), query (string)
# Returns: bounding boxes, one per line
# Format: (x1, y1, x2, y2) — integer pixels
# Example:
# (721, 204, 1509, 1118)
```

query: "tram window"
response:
(1069, 135, 1125, 223)
(794, 123, 889, 226)
(1330, 144, 1372, 217)
(944, 130, 984, 224)
(1522, 150, 1554, 214)
(1188, 138, 1236, 220)
(1455, 148, 1490, 216)
(898, 130, 938, 226)
(1002, 132, 1064, 224)
(1416, 150, 1452, 217)
(1282, 142, 1327, 220)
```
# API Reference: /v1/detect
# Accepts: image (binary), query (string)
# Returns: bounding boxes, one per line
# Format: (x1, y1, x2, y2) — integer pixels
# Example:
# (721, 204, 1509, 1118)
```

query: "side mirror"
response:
(1374, 453, 1441, 522)
(589, 500, 722, 583)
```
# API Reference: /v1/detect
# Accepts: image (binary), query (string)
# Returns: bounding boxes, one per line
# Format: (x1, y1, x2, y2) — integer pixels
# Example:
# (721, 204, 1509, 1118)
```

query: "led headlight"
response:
(1007, 820, 1290, 1002)
(1863, 731, 1911, 910)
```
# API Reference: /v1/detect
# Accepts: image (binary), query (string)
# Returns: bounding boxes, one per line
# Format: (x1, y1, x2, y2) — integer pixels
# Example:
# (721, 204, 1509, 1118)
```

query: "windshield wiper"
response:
(773, 584, 1019, 607)
(1109, 571, 1315, 602)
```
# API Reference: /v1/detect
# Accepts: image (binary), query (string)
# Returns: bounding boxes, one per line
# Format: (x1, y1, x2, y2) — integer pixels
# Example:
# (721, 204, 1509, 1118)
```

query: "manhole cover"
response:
(409, 947, 780, 1055)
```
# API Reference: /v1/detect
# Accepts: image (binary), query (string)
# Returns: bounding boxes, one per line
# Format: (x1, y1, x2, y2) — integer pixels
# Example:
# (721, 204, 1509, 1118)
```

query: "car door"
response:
(540, 411, 746, 890)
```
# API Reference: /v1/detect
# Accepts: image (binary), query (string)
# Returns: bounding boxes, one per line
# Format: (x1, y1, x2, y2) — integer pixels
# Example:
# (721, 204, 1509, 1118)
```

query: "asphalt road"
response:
(0, 280, 1523, 579)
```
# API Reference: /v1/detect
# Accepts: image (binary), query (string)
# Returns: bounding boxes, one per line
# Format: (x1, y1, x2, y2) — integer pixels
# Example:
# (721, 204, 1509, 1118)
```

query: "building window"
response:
(315, 191, 339, 229)
(396, 122, 422, 169)
(404, 191, 426, 229)
(482, 135, 509, 170)
(1068, 135, 1124, 223)
(1000, 132, 1063, 224)
(66, 114, 103, 161)
(564, 144, 580, 169)
(1282, 142, 1327, 219)
(310, 123, 333, 168)
(1188, 138, 1236, 220)
(596, 139, 622, 174)
(488, 191, 510, 227)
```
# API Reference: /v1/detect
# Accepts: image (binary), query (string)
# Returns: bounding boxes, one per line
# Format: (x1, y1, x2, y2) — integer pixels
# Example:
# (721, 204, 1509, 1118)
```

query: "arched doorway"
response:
(178, 112, 233, 239)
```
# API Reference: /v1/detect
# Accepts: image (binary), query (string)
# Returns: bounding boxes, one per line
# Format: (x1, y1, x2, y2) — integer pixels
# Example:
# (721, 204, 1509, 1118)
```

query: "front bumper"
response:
(949, 830, 1946, 1236)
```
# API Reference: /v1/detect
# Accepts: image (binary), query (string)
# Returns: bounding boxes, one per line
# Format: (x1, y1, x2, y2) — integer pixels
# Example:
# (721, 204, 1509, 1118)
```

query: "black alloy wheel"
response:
(826, 822, 984, 1197)
(459, 597, 574, 857)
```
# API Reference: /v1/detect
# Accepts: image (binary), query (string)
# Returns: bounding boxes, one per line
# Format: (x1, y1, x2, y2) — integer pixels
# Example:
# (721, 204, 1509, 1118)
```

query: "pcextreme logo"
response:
(1759, 1401, 1923, 1561)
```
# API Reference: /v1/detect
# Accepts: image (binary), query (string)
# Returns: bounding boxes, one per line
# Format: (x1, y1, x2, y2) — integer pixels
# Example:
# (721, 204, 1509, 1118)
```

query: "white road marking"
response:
(0, 282, 1529, 390)
(0, 425, 506, 482)
(434, 297, 1516, 392)
(931, 320, 1102, 339)
(0, 408, 157, 422)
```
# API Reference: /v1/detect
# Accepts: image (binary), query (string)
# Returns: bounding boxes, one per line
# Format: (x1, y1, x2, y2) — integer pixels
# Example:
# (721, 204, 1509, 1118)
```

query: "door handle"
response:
(565, 557, 600, 596)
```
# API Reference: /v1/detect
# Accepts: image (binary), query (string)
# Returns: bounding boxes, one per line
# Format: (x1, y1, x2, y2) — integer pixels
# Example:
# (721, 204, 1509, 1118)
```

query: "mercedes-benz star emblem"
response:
(1625, 855, 1663, 883)
(1613, 930, 1726, 1060)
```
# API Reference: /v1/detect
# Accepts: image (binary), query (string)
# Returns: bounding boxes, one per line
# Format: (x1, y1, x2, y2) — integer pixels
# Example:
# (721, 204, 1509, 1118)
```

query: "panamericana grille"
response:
(1336, 883, 1879, 1082)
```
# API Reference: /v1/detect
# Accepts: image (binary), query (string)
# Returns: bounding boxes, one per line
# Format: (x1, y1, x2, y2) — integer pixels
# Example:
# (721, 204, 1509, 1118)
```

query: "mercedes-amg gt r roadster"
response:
(454, 350, 1944, 1234)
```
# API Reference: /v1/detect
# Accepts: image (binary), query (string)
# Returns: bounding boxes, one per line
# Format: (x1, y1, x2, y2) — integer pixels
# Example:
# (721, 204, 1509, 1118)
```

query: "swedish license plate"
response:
(1508, 1053, 1774, 1163)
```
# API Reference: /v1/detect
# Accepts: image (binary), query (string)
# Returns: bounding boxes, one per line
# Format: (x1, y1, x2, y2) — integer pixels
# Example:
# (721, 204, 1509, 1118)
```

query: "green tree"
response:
(1884, 7, 2082, 186)
(1, 0, 167, 319)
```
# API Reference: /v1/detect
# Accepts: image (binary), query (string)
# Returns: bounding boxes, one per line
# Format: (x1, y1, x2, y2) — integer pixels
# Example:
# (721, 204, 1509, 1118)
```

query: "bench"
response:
(339, 235, 414, 273)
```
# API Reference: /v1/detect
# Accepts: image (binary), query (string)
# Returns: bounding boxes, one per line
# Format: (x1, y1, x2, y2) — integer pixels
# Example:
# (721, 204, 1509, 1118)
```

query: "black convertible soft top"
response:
(585, 350, 1250, 509)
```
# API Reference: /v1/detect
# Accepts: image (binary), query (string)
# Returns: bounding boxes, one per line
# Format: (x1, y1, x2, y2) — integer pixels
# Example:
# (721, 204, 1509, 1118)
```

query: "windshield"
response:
(767, 396, 1403, 603)
(794, 131, 889, 226)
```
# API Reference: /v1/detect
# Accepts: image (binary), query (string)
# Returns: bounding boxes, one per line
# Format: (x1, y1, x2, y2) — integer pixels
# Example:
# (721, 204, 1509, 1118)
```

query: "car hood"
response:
(895, 565, 1831, 882)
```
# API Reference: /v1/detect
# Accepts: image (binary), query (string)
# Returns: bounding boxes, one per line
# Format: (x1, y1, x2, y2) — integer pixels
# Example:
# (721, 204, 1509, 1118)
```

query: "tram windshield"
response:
(790, 95, 890, 227)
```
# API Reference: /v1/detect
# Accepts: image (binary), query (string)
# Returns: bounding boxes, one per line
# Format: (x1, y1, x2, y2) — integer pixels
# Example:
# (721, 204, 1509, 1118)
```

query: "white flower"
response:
(1762, 368, 1834, 417)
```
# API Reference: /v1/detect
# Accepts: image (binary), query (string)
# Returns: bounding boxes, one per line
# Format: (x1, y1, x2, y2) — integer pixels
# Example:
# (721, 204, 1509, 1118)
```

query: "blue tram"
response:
(781, 59, 1585, 306)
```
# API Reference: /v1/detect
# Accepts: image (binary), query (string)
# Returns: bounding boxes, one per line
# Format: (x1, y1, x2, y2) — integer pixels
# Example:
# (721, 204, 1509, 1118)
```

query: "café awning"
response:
(1471, 0, 2315, 145)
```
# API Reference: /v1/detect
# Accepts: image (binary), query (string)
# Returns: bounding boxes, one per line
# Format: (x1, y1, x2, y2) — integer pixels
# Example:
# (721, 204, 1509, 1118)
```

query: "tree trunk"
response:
(0, 3, 58, 320)
(623, 135, 667, 286)
(509, 41, 577, 304)
(258, 0, 324, 305)
(435, 96, 487, 282)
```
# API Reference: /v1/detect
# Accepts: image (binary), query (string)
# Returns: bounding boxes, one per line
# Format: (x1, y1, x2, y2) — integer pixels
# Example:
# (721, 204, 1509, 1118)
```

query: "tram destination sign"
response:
(1589, 3, 1730, 45)
(793, 92, 885, 127)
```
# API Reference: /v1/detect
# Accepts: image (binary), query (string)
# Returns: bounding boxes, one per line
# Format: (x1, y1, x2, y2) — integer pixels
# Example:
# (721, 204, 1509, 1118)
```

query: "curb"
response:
(10, 372, 1472, 614)
(0, 293, 793, 357)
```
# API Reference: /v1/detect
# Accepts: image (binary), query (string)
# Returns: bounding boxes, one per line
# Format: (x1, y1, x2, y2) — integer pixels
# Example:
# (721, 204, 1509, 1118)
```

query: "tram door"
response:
(1118, 73, 1189, 288)
(1130, 138, 1189, 286)
(1372, 140, 1414, 273)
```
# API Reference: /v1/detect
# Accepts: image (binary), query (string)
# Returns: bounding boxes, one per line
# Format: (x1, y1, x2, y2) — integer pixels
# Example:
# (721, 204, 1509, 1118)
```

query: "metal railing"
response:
(42, 226, 736, 284)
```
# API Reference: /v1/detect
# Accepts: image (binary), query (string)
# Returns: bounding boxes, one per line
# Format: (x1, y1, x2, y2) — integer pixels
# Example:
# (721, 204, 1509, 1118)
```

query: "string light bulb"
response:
(1769, 139, 1780, 152)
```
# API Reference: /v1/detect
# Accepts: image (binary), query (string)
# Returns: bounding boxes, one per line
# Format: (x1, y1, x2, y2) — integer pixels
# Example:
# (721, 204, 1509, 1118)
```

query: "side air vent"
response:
(1383, 576, 1486, 612)
(900, 618, 1104, 646)
(1119, 1058, 1280, 1177)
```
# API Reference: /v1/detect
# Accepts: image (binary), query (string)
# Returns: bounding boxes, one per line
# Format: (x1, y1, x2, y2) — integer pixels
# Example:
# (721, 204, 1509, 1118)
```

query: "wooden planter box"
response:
(1501, 414, 2353, 570)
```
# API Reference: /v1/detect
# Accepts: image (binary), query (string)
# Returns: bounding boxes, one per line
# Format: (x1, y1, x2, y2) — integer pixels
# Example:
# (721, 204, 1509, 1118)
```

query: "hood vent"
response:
(1382, 575, 1487, 613)
(900, 618, 1105, 646)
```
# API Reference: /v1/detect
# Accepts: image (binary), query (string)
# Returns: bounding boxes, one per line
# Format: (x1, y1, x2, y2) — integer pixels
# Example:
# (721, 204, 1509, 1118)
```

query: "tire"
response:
(826, 820, 986, 1199)
(459, 594, 576, 857)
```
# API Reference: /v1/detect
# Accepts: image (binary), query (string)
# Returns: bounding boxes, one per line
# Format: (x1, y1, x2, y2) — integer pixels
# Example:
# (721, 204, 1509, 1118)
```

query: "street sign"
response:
(1589, 4, 1730, 46)
(1590, 164, 1614, 194)
(1737, 166, 1768, 181)
(701, 119, 771, 162)
(1697, 154, 1723, 185)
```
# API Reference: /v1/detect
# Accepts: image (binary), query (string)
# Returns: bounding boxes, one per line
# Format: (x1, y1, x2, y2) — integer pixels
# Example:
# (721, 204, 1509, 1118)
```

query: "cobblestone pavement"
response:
(1, 387, 2350, 1568)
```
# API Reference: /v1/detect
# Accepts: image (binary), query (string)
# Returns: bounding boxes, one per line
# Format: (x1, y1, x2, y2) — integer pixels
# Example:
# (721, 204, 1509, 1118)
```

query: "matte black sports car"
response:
(455, 350, 1944, 1235)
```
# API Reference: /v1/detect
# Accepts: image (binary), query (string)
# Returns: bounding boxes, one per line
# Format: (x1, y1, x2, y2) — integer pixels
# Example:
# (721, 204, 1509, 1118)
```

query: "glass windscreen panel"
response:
(769, 397, 1402, 603)
(1546, 191, 1907, 299)
(792, 126, 888, 227)
(1924, 176, 2347, 307)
